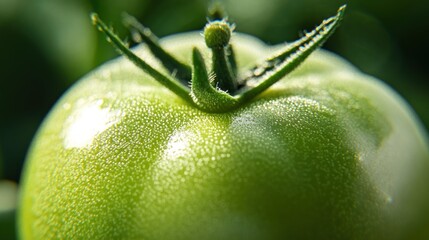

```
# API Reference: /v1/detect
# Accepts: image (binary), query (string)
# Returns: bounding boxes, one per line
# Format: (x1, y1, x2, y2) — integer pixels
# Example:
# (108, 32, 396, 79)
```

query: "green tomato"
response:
(19, 6, 429, 240)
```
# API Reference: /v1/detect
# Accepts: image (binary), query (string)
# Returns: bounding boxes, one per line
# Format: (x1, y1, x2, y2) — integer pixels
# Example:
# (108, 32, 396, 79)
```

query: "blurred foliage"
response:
(0, 181, 18, 240)
(0, 151, 3, 179)
(1, 0, 428, 181)
(0, 210, 16, 240)
(0, 1, 428, 238)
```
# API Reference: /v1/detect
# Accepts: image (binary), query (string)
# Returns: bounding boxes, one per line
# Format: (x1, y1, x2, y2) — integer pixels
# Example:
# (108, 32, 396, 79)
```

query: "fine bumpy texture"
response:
(19, 33, 429, 240)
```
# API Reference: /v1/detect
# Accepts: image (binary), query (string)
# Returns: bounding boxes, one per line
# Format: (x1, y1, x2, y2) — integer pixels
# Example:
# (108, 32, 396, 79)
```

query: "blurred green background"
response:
(1, 0, 428, 238)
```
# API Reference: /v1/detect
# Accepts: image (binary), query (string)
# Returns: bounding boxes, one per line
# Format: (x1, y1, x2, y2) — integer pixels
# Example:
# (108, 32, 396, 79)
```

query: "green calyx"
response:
(91, 5, 346, 113)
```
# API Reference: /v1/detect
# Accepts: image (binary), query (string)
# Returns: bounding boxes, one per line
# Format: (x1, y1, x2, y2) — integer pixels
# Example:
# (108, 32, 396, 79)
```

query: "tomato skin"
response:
(19, 33, 429, 240)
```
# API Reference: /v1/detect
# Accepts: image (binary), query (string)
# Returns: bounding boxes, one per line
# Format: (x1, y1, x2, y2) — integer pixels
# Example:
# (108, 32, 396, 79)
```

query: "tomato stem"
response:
(204, 20, 238, 93)
(190, 48, 238, 112)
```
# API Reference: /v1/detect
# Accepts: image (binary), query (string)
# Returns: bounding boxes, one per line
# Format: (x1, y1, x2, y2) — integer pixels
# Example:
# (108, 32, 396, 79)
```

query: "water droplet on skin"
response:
(132, 32, 142, 43)
(91, 14, 98, 24)
(385, 195, 393, 204)
(253, 67, 265, 77)
(143, 28, 152, 37)
(63, 103, 71, 110)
